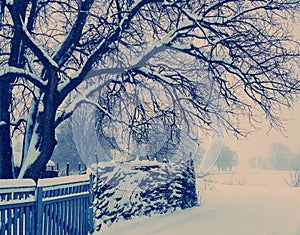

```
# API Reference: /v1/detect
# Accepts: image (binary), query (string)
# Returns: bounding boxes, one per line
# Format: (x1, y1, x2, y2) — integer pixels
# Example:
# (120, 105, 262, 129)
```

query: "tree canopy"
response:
(216, 146, 238, 171)
(0, 0, 299, 179)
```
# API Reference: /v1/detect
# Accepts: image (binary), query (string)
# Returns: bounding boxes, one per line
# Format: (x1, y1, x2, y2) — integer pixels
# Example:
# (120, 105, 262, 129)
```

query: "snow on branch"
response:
(57, 0, 167, 101)
(20, 19, 59, 69)
(58, 45, 165, 94)
(0, 66, 46, 88)
(58, 83, 116, 123)
(52, 0, 94, 67)
(56, 82, 134, 128)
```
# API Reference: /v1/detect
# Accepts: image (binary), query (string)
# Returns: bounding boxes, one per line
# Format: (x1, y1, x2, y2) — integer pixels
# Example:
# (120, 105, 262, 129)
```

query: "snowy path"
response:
(97, 183, 300, 235)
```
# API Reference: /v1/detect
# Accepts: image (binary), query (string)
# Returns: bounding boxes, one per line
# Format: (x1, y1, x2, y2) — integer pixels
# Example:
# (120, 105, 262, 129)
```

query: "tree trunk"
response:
(22, 132, 57, 181)
(0, 2, 28, 179)
(0, 81, 13, 179)
(22, 72, 59, 181)
(21, 106, 58, 180)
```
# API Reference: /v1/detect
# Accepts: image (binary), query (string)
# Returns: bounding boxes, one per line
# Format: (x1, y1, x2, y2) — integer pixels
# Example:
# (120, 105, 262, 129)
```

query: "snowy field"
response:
(94, 169, 300, 235)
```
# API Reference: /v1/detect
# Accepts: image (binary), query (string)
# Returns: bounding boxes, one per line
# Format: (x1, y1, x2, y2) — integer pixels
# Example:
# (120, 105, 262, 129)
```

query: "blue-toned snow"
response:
(94, 170, 300, 235)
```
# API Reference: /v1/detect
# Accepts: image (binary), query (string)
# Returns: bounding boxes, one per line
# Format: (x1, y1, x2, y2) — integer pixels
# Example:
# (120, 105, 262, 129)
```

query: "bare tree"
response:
(0, 0, 299, 180)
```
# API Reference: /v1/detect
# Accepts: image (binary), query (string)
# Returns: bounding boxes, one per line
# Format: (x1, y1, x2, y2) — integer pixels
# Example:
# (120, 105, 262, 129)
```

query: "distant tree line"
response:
(248, 143, 300, 170)
(215, 146, 238, 171)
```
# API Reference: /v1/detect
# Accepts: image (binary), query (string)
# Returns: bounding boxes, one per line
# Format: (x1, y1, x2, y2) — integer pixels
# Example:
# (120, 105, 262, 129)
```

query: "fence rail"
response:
(0, 174, 94, 235)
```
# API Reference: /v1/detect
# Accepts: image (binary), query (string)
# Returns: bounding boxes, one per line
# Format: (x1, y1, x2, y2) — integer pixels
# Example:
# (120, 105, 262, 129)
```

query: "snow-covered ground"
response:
(94, 169, 300, 235)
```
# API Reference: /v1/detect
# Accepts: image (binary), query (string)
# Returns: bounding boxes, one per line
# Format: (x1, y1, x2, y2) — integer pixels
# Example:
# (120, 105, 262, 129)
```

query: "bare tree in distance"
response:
(268, 142, 293, 170)
(0, 0, 299, 180)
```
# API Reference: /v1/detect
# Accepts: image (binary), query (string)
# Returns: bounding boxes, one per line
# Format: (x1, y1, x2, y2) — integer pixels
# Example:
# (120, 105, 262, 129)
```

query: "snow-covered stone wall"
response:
(93, 159, 198, 231)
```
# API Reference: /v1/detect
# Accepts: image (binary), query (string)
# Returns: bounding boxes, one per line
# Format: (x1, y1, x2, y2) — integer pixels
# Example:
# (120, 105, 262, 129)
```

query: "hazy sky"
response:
(225, 106, 300, 159)
(225, 22, 300, 161)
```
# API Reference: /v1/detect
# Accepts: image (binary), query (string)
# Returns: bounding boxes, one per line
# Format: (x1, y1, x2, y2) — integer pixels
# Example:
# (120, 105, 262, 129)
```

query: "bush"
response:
(285, 169, 300, 187)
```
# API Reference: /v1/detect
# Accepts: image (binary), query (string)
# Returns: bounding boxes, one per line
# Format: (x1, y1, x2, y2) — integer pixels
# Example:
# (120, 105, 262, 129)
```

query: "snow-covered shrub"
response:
(93, 159, 198, 231)
(286, 169, 300, 187)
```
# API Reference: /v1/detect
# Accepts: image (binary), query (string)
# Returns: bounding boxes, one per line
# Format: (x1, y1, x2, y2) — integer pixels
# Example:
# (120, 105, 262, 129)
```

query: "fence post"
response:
(88, 174, 95, 234)
(35, 186, 43, 234)
(66, 162, 70, 176)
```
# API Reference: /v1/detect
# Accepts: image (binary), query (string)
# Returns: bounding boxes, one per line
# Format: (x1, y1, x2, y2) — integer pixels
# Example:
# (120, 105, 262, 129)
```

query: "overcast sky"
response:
(225, 106, 300, 159)
(224, 21, 300, 161)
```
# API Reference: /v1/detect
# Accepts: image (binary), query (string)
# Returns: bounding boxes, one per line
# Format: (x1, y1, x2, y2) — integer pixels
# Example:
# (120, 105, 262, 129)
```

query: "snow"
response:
(0, 179, 35, 189)
(6, 0, 13, 5)
(43, 191, 89, 202)
(46, 160, 55, 167)
(0, 121, 6, 126)
(37, 173, 90, 187)
(162, 0, 175, 7)
(18, 131, 41, 179)
(13, 151, 22, 167)
(94, 169, 300, 235)
(128, 156, 162, 167)
(0, 67, 44, 86)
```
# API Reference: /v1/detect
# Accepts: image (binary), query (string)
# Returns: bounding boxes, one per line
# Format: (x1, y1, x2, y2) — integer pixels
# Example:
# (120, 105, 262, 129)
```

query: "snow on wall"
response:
(93, 160, 198, 231)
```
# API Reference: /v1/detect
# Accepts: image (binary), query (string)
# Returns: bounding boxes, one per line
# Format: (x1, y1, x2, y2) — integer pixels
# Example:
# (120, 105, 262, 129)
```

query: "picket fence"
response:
(0, 174, 94, 235)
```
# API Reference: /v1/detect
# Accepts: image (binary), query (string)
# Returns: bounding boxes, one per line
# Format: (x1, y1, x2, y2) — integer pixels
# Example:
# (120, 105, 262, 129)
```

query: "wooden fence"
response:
(0, 174, 94, 235)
